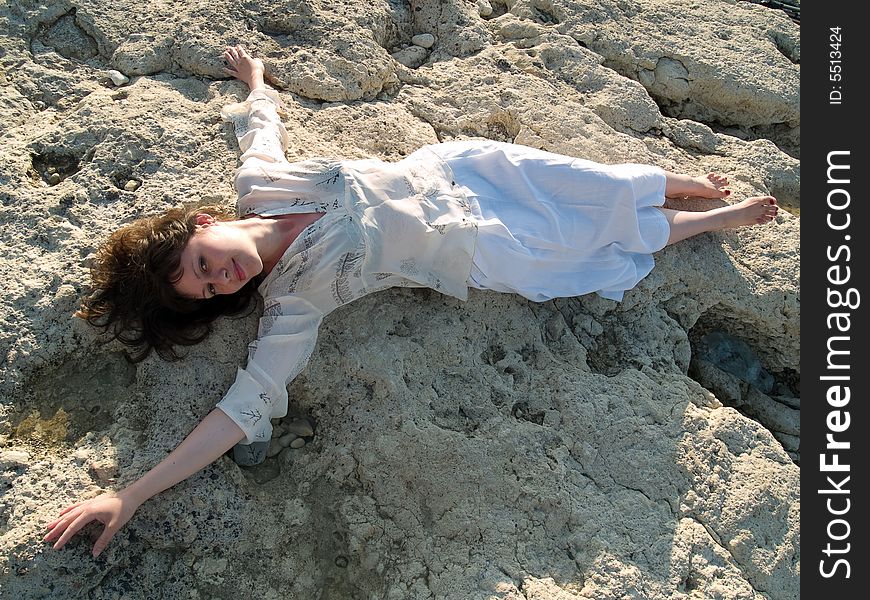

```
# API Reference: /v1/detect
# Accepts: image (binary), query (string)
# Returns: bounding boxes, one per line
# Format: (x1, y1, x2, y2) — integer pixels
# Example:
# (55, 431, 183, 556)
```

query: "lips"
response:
(233, 259, 246, 282)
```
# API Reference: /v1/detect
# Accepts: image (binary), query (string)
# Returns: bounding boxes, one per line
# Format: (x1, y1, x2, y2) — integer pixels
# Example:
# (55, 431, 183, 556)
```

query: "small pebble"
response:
(267, 441, 284, 458)
(124, 179, 140, 192)
(478, 0, 494, 17)
(48, 173, 61, 185)
(411, 33, 436, 49)
(88, 459, 118, 482)
(271, 424, 286, 438)
(107, 70, 130, 86)
(290, 437, 306, 449)
(278, 432, 298, 448)
(391, 46, 428, 69)
(285, 418, 313, 437)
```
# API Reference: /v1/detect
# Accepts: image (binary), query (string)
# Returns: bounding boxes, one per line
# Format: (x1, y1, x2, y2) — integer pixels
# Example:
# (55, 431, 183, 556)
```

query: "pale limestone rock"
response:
(0, 1, 799, 599)
(550, 0, 800, 154)
(0, 450, 31, 468)
(111, 33, 173, 75)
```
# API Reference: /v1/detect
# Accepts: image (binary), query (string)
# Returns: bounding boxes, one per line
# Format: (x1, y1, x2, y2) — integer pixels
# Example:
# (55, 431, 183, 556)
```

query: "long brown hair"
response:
(77, 204, 261, 362)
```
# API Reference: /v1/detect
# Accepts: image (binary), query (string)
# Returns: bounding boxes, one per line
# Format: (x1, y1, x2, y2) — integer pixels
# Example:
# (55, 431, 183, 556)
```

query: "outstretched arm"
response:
(46, 45, 287, 558)
(45, 408, 245, 557)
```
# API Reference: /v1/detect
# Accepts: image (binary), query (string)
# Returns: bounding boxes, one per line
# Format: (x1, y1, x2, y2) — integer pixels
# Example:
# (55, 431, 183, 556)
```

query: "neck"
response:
(252, 215, 318, 276)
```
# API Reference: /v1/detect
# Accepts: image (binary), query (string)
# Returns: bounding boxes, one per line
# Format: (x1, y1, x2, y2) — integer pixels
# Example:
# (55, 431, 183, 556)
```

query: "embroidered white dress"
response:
(215, 89, 670, 444)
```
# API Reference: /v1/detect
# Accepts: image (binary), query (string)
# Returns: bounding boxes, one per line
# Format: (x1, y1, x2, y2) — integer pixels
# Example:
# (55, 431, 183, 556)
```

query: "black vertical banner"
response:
(802, 2, 869, 597)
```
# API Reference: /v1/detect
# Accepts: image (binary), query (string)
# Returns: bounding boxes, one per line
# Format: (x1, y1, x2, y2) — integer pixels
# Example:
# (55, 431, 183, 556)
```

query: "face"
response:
(174, 215, 263, 299)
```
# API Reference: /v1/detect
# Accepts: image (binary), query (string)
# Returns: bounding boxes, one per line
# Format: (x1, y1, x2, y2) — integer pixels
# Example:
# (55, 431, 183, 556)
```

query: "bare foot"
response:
(665, 171, 731, 200)
(692, 173, 730, 199)
(719, 196, 778, 228)
(223, 45, 265, 90)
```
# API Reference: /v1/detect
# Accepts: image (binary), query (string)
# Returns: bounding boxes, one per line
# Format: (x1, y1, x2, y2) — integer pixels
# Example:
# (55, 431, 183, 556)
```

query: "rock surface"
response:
(0, 1, 799, 599)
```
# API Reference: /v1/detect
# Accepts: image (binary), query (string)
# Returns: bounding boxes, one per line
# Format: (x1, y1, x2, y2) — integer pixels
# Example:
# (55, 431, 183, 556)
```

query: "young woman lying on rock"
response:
(44, 45, 778, 558)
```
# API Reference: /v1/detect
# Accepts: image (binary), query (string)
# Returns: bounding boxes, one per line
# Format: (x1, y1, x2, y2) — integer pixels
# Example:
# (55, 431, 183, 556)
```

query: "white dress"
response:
(216, 89, 671, 446)
(428, 140, 670, 302)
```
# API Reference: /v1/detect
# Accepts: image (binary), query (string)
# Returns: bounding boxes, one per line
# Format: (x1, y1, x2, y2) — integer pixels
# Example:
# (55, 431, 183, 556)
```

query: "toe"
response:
(708, 173, 728, 186)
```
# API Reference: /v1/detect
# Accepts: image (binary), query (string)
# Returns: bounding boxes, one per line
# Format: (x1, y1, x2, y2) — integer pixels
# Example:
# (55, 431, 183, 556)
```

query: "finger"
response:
(44, 519, 64, 532)
(46, 514, 78, 543)
(46, 503, 84, 528)
(57, 501, 85, 516)
(46, 516, 67, 529)
(44, 511, 80, 540)
(44, 522, 65, 541)
(53, 512, 95, 550)
(92, 526, 117, 558)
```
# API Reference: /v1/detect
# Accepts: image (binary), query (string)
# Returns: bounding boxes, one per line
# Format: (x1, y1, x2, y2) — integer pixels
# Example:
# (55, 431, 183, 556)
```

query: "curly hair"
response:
(77, 204, 261, 362)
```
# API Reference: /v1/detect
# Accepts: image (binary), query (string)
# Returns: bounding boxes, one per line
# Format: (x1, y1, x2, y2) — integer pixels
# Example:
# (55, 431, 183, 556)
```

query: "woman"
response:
(44, 46, 778, 558)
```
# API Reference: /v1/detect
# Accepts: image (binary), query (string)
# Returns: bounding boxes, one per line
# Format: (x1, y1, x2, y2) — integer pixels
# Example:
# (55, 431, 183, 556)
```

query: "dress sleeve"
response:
(220, 88, 290, 165)
(215, 295, 324, 445)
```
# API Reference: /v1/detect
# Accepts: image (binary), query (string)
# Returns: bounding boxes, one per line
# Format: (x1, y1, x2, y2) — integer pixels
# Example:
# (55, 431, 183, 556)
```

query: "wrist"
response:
(249, 72, 266, 91)
(117, 482, 149, 507)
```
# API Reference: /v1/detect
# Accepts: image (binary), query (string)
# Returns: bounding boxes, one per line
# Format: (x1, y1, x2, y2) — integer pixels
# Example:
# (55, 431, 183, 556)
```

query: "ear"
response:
(194, 213, 216, 227)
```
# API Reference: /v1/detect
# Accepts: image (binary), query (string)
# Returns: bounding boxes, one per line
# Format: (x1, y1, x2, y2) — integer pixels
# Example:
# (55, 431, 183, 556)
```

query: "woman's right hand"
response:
(44, 491, 140, 558)
(43, 409, 246, 558)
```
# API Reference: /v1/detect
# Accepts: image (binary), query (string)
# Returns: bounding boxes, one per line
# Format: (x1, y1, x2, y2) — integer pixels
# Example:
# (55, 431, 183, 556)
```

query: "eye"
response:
(200, 257, 208, 273)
